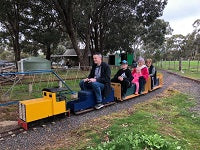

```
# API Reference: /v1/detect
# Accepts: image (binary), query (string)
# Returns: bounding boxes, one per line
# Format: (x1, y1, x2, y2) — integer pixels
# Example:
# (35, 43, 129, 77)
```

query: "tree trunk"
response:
(13, 39, 20, 61)
(13, 34, 20, 70)
(53, 0, 83, 64)
(46, 44, 51, 60)
(82, 19, 91, 67)
(94, 25, 99, 52)
(99, 23, 104, 54)
(11, 2, 20, 69)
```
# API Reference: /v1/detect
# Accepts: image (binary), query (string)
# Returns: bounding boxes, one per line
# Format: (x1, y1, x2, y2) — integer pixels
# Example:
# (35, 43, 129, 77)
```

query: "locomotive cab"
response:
(67, 88, 115, 114)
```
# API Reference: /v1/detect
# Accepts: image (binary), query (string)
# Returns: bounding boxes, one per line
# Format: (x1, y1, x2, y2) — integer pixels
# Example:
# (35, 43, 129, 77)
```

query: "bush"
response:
(87, 131, 180, 150)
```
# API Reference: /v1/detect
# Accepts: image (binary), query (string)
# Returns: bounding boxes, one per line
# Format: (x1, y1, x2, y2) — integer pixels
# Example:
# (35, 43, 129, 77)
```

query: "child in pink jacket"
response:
(132, 67, 142, 94)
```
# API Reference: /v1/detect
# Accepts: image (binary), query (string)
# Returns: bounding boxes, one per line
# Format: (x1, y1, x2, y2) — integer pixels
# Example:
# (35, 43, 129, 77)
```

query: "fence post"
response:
(179, 58, 182, 71)
(59, 81, 63, 87)
(188, 58, 190, 71)
(29, 83, 33, 94)
(198, 59, 199, 72)
(78, 62, 80, 69)
(174, 59, 176, 70)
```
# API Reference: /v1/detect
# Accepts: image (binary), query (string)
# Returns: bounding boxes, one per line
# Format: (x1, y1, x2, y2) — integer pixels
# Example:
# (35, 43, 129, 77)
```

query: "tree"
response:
(49, 0, 167, 66)
(50, 0, 89, 65)
(22, 0, 63, 60)
(85, 0, 168, 54)
(143, 19, 172, 59)
(143, 19, 172, 49)
(0, 43, 6, 54)
(162, 34, 186, 71)
(192, 19, 200, 59)
(0, 0, 30, 65)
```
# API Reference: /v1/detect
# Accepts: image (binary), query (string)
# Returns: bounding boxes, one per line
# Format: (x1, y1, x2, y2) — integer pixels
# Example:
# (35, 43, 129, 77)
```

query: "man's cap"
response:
(120, 60, 128, 64)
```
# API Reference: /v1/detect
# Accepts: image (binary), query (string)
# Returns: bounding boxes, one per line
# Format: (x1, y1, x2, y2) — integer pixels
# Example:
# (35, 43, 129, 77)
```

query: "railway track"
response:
(0, 114, 68, 141)
(0, 127, 24, 140)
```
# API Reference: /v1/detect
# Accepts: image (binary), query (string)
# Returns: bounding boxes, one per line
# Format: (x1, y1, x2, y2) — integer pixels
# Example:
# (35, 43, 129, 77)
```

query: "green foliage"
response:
(0, 0, 31, 61)
(143, 19, 172, 50)
(22, 0, 63, 60)
(100, 0, 168, 53)
(51, 0, 168, 60)
(88, 132, 179, 150)
(0, 50, 14, 61)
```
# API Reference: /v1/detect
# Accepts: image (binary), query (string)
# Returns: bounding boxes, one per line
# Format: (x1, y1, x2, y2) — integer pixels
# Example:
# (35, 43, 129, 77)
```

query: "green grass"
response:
(155, 60, 200, 80)
(71, 91, 200, 150)
(0, 80, 82, 101)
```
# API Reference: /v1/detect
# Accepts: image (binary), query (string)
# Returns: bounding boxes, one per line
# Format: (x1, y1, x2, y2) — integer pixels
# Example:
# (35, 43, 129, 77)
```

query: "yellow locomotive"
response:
(18, 88, 70, 130)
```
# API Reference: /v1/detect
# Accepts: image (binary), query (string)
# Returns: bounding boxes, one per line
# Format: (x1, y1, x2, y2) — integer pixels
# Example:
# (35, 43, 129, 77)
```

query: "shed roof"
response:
(51, 49, 91, 57)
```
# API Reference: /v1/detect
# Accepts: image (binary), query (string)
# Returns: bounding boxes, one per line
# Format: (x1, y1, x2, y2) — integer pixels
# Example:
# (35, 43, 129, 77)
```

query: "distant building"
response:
(51, 49, 134, 67)
(51, 49, 92, 67)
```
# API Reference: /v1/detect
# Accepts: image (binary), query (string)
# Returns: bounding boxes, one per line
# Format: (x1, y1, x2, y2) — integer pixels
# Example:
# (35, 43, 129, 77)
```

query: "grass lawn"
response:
(155, 61, 200, 80)
(54, 89, 200, 150)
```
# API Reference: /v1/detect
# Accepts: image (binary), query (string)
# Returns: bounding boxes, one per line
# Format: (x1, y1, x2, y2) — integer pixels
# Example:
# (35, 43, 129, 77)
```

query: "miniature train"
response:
(18, 74, 163, 130)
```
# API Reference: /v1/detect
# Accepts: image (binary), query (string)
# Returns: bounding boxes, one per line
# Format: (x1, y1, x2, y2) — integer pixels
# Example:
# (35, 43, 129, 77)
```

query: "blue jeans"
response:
(79, 80, 104, 103)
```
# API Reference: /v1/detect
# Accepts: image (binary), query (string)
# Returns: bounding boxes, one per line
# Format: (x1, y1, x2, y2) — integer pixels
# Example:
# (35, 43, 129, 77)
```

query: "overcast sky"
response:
(161, 0, 200, 36)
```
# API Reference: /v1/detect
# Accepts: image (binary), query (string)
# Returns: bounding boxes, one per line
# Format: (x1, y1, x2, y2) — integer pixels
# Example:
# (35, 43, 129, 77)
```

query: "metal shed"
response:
(18, 57, 51, 72)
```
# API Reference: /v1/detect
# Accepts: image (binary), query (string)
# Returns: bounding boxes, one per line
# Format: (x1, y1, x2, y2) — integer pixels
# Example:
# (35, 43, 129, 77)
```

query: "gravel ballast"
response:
(0, 70, 199, 150)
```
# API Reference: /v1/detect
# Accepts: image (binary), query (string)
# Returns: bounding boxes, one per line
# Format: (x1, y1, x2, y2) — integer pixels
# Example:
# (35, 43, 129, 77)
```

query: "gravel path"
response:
(0, 70, 199, 150)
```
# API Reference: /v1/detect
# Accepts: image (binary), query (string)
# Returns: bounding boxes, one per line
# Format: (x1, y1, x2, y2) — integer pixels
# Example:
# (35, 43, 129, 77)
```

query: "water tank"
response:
(18, 57, 51, 72)
(115, 53, 121, 66)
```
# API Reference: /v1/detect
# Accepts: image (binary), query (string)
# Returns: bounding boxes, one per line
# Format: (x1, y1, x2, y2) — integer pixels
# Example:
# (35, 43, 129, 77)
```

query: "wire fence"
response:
(0, 66, 119, 103)
(155, 59, 200, 72)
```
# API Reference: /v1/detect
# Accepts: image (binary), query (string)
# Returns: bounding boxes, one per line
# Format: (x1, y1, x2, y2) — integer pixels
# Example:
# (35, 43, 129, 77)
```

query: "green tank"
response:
(127, 53, 134, 65)
(115, 53, 121, 66)
(18, 57, 51, 72)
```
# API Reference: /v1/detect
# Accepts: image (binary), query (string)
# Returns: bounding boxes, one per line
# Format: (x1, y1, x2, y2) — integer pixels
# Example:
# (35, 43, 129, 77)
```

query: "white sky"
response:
(160, 0, 200, 36)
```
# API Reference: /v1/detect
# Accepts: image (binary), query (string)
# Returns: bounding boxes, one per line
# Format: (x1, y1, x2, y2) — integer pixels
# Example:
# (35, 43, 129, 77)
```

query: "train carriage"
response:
(111, 73, 163, 101)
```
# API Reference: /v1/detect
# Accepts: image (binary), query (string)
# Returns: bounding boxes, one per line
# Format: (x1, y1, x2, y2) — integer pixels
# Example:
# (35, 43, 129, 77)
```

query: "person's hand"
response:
(83, 78, 89, 82)
(88, 78, 96, 82)
(118, 76, 123, 81)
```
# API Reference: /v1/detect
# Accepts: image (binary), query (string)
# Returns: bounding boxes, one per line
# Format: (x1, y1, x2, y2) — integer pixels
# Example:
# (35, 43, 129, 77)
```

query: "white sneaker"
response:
(95, 103, 104, 109)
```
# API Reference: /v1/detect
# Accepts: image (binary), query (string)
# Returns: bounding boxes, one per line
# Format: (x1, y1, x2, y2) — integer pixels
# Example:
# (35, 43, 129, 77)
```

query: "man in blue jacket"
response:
(79, 52, 111, 109)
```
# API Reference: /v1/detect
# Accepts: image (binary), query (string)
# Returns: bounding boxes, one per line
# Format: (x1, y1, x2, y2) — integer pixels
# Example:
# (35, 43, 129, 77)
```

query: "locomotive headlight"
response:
(19, 103, 26, 121)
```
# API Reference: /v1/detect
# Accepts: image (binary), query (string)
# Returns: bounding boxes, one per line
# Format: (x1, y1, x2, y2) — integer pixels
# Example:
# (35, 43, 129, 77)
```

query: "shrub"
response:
(87, 131, 180, 150)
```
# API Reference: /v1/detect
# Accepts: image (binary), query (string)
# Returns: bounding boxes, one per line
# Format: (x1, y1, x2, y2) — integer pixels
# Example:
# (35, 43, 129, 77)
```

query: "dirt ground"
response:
(0, 105, 18, 132)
